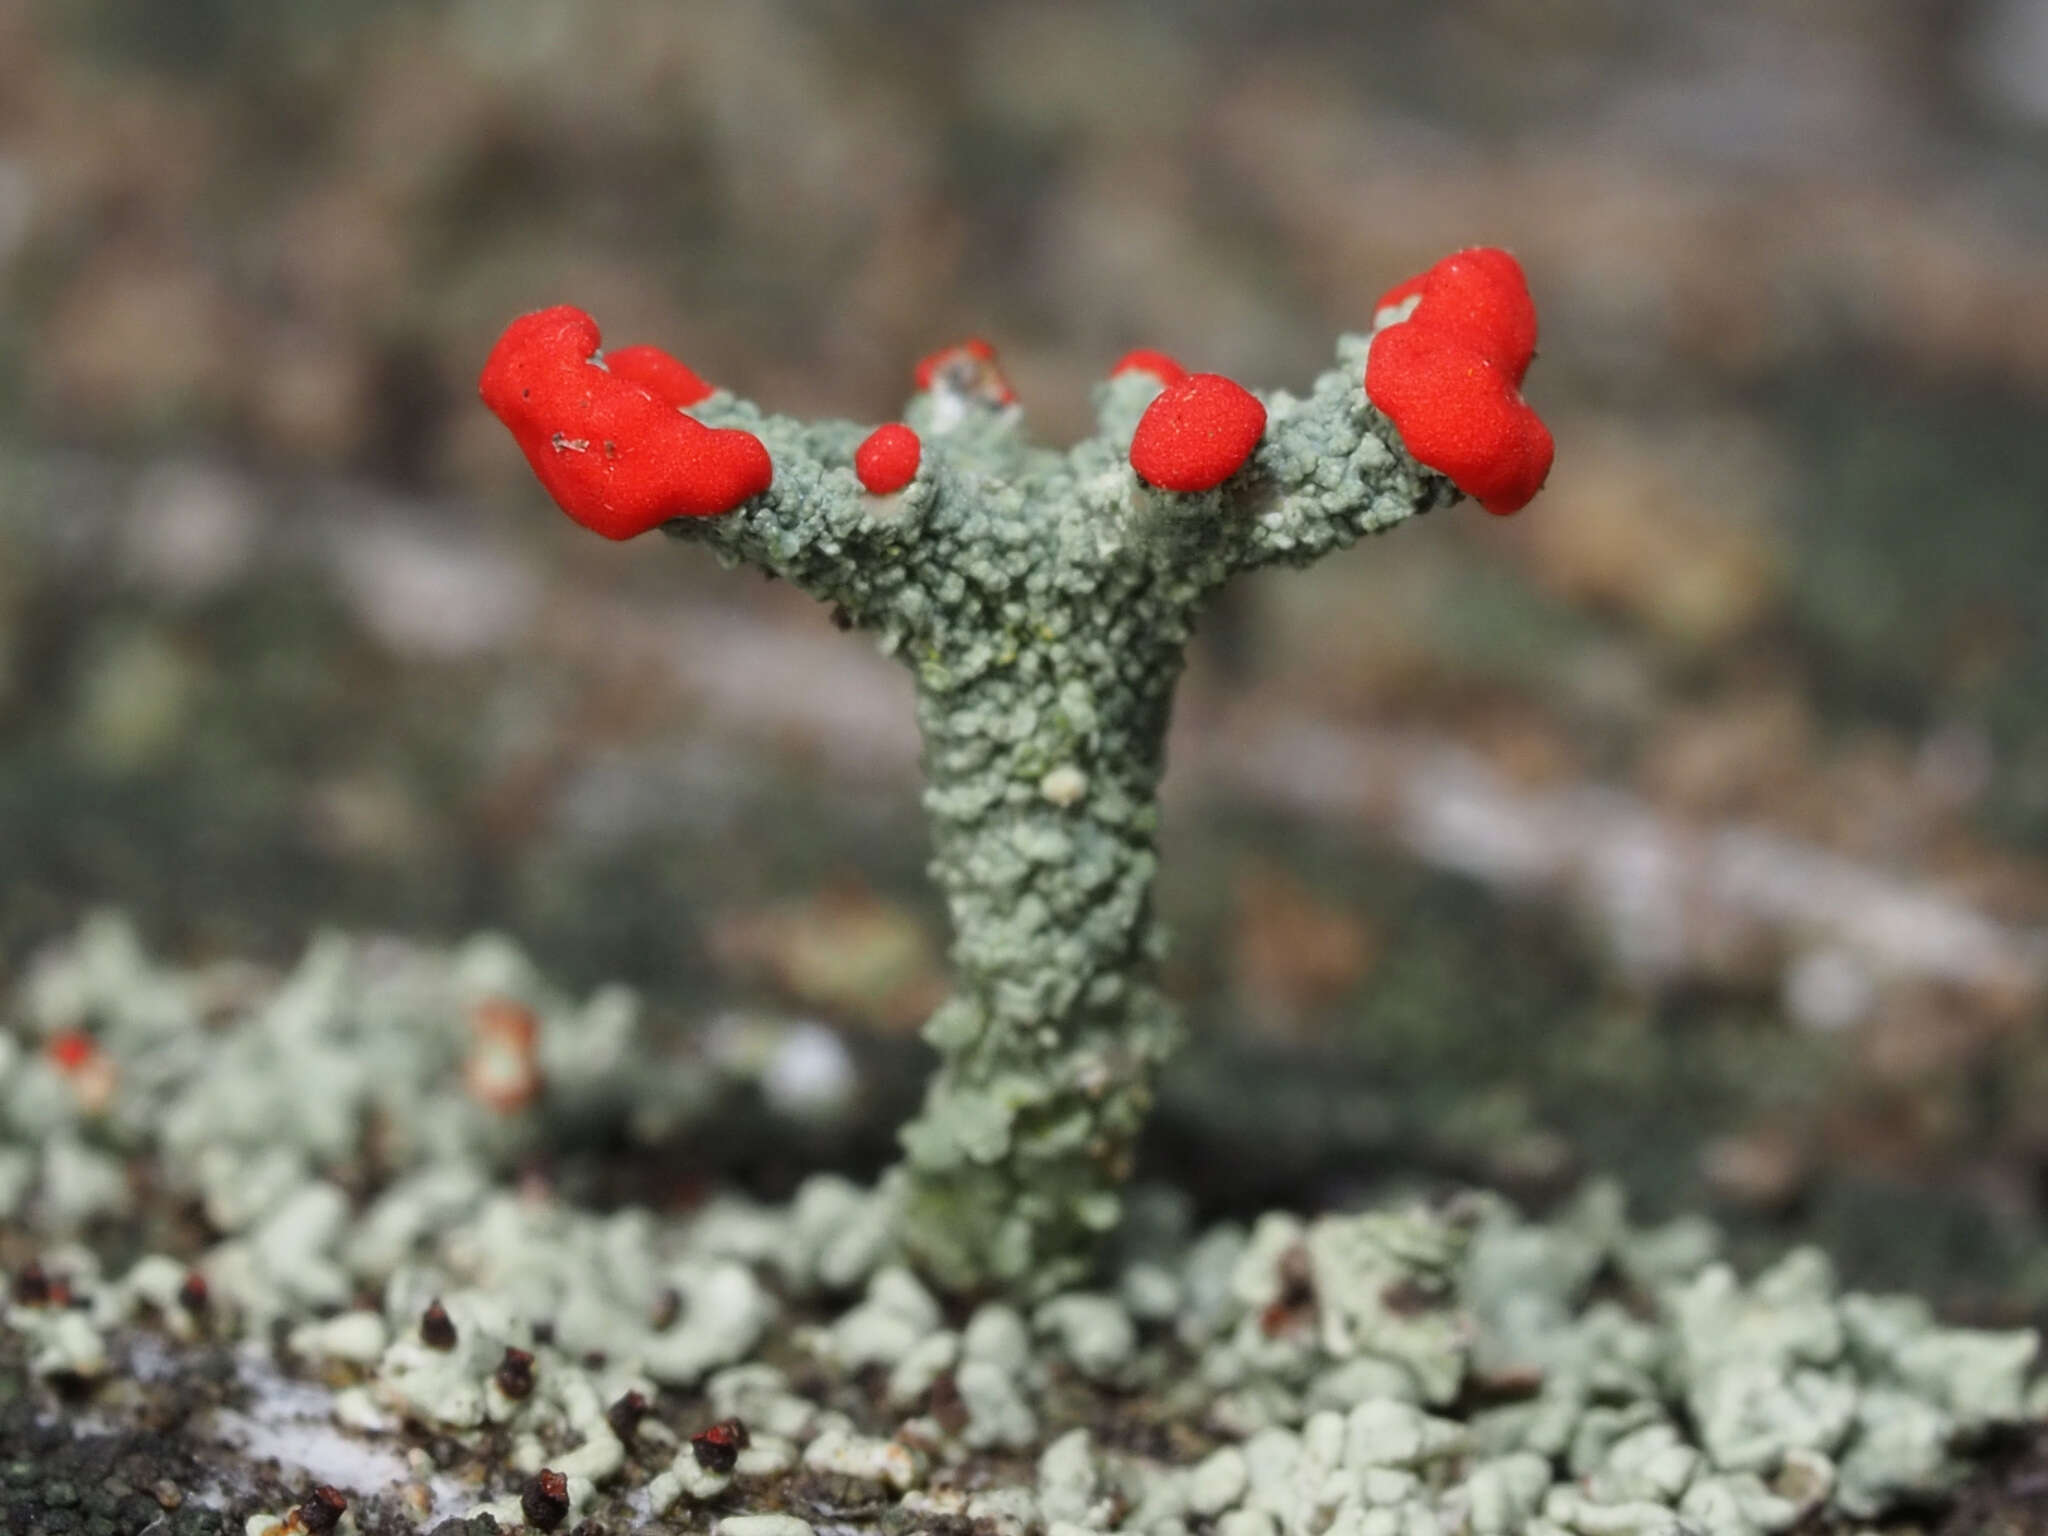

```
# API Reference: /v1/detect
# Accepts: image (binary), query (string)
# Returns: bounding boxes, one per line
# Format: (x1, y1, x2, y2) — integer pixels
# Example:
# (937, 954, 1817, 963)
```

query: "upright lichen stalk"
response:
(479, 249, 1552, 1293)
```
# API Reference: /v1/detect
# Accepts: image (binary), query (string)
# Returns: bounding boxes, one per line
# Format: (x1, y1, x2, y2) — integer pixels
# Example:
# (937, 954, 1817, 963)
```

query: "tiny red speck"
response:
(46, 1031, 96, 1071)
(855, 423, 921, 495)
(691, 1416, 750, 1473)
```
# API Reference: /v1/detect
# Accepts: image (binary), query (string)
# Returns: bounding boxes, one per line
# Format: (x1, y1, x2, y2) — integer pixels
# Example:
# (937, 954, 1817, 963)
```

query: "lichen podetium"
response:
(479, 249, 1553, 1295)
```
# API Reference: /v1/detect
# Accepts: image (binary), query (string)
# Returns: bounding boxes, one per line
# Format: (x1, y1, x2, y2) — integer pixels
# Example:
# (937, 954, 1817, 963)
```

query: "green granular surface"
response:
(682, 342, 1452, 1291)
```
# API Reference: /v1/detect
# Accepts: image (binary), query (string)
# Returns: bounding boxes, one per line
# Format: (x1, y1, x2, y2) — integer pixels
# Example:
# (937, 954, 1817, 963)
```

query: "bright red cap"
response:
(1365, 325, 1552, 517)
(605, 344, 715, 409)
(480, 306, 772, 539)
(913, 337, 1015, 403)
(1364, 248, 1551, 515)
(1375, 247, 1537, 380)
(1110, 348, 1186, 385)
(855, 423, 922, 494)
(1129, 373, 1267, 492)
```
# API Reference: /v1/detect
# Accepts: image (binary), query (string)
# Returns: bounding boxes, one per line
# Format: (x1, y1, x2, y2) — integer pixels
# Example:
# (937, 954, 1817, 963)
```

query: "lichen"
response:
(6, 920, 2039, 1536)
(583, 326, 1454, 1294)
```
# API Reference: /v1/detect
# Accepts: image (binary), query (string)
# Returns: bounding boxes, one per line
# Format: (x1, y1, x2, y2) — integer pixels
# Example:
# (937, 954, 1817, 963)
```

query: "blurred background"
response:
(1, 0, 2045, 1311)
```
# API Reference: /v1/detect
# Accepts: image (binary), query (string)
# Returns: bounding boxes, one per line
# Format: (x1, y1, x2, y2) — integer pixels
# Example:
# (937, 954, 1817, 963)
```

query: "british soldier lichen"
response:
(478, 248, 1555, 1294)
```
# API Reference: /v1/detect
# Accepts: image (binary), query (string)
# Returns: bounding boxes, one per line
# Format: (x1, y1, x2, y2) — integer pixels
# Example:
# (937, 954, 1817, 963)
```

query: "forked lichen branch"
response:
(479, 249, 1552, 1293)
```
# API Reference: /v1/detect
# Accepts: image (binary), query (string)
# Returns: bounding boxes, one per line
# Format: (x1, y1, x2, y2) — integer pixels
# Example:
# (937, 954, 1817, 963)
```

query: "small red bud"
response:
(913, 337, 1014, 404)
(295, 1487, 348, 1536)
(495, 1346, 536, 1400)
(854, 423, 922, 495)
(521, 1470, 570, 1531)
(1129, 373, 1267, 492)
(606, 1389, 651, 1443)
(1110, 348, 1186, 385)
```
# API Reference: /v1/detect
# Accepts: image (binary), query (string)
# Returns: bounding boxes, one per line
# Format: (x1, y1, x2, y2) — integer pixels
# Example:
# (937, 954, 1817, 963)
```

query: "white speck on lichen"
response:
(1039, 764, 1089, 806)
